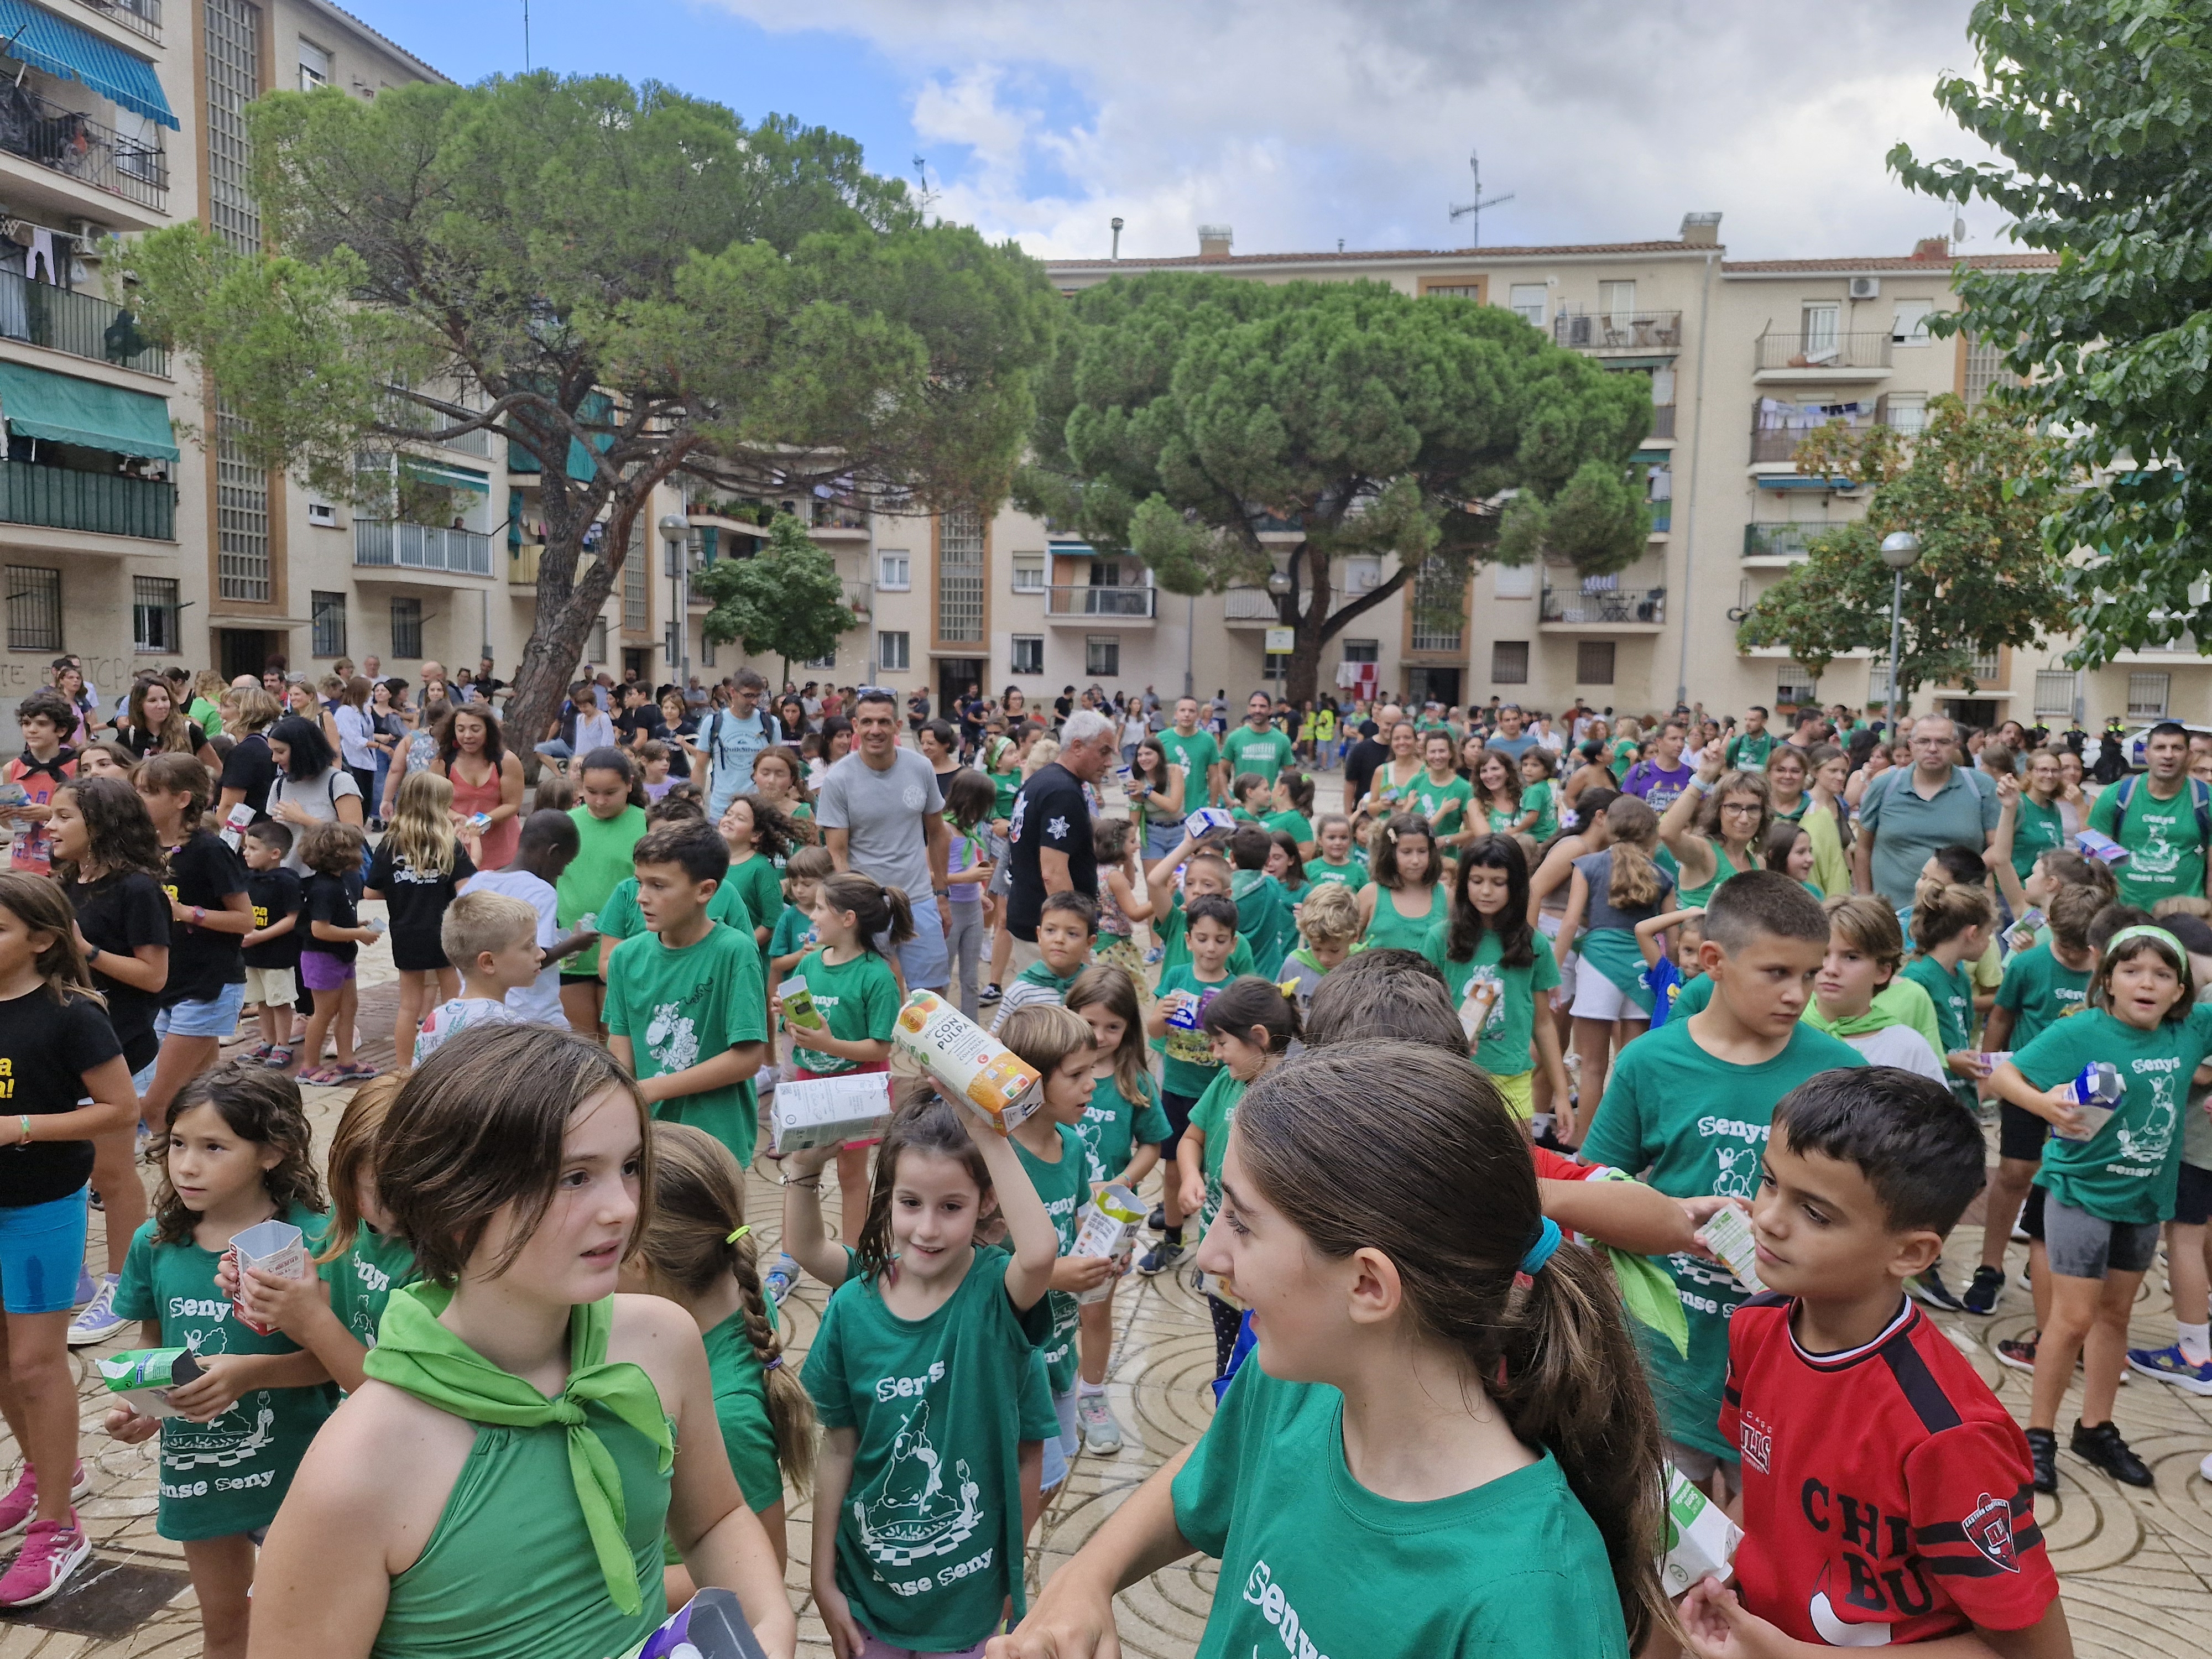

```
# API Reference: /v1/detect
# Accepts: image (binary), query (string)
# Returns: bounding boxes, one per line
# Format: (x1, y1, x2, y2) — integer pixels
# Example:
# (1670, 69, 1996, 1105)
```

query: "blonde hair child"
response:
(1281, 880, 1359, 1016)
(366, 769, 479, 1068)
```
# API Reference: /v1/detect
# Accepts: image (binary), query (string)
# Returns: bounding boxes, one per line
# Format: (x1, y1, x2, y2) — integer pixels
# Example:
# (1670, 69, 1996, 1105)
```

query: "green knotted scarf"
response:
(363, 1284, 674, 1616)
(1585, 1169, 1691, 1359)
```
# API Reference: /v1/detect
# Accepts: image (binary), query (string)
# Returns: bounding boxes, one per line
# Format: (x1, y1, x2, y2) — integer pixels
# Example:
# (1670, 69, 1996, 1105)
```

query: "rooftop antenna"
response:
(912, 156, 937, 218)
(1110, 216, 1123, 260)
(521, 0, 530, 71)
(1448, 150, 1513, 248)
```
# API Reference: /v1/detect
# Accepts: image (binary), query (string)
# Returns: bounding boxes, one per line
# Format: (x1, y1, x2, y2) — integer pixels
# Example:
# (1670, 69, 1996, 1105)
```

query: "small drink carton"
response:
(2075, 828, 2130, 867)
(97, 1347, 205, 1419)
(1698, 1203, 1765, 1295)
(892, 990, 1042, 1135)
(1978, 1051, 2012, 1074)
(228, 1219, 308, 1335)
(1070, 1183, 1146, 1305)
(619, 1586, 770, 1659)
(1198, 1269, 1246, 1309)
(218, 800, 255, 852)
(769, 1072, 894, 1154)
(1188, 806, 1238, 837)
(776, 975, 827, 1032)
(2053, 1060, 2123, 1141)
(1164, 985, 1217, 1032)
(1458, 973, 1501, 1042)
(1660, 1463, 1743, 1597)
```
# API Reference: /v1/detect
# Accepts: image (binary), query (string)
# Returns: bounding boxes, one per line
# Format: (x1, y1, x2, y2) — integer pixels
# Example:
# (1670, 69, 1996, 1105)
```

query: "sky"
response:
(341, 0, 2007, 264)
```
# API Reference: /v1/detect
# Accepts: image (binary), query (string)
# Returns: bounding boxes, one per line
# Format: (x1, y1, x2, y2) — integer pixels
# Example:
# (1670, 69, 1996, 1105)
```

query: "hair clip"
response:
(727, 1224, 751, 1244)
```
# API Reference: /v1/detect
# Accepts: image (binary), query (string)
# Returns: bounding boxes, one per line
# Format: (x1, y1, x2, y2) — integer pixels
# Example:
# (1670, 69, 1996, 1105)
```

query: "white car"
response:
(2079, 722, 2212, 773)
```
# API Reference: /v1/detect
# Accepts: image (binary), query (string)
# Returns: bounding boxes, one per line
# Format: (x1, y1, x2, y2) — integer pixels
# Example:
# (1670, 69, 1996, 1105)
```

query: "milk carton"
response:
(1698, 1203, 1766, 1295)
(891, 990, 1042, 1135)
(97, 1347, 206, 1419)
(1070, 1183, 1145, 1304)
(228, 1219, 308, 1335)
(619, 1587, 771, 1659)
(1660, 1463, 1743, 1596)
(769, 1072, 894, 1154)
(776, 975, 827, 1033)
(1458, 973, 1501, 1042)
(1187, 806, 1238, 838)
(2053, 1060, 2124, 1142)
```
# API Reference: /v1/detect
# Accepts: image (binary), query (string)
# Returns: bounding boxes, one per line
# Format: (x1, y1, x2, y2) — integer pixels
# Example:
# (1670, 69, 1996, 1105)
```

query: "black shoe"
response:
(2026, 1427, 2058, 1493)
(1908, 1265, 1966, 1313)
(2071, 1420, 2153, 1488)
(1961, 1265, 2006, 1316)
(978, 983, 1001, 1004)
(1146, 1205, 1166, 1233)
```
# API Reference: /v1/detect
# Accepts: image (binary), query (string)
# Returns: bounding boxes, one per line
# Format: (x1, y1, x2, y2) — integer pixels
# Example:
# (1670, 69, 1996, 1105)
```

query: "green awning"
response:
(401, 456, 489, 494)
(1602, 356, 1678, 371)
(0, 360, 176, 461)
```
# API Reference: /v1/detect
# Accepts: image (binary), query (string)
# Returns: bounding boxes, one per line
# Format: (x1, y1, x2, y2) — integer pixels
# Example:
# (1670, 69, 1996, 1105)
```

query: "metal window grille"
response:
(2033, 670, 2079, 720)
(588, 619, 607, 662)
(390, 597, 422, 660)
(205, 0, 262, 254)
(624, 555, 648, 632)
(1966, 649, 2001, 684)
(2127, 672, 2170, 720)
(6, 567, 59, 652)
(1575, 640, 1615, 685)
(310, 591, 348, 659)
(1426, 284, 1482, 299)
(802, 651, 836, 670)
(1777, 665, 1819, 706)
(1010, 635, 1042, 675)
(1962, 334, 2017, 410)
(216, 406, 270, 601)
(1410, 557, 1463, 651)
(134, 576, 181, 654)
(1086, 635, 1120, 677)
(879, 631, 910, 671)
(1491, 641, 1529, 684)
(940, 510, 985, 640)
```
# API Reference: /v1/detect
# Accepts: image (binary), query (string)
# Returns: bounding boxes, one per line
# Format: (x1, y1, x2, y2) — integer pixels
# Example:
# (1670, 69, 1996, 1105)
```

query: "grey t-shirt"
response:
(272, 767, 363, 873)
(815, 747, 944, 899)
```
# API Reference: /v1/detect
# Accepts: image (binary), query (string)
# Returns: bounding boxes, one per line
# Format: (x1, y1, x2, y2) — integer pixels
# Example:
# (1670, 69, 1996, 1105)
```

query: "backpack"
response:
(2110, 771, 2212, 847)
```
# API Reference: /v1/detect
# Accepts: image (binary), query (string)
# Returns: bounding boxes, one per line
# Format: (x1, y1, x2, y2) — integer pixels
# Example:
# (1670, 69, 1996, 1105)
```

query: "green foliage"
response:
(1736, 394, 2065, 700)
(696, 514, 857, 684)
(1889, 0, 2212, 666)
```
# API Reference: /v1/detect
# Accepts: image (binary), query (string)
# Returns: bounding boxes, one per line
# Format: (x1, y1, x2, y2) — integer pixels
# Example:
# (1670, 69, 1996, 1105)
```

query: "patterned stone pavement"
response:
(18, 932, 2212, 1655)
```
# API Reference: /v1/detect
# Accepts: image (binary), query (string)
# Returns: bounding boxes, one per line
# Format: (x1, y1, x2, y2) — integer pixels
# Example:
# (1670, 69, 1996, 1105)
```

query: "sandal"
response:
(296, 1066, 343, 1086)
(262, 1046, 294, 1070)
(246, 1042, 274, 1063)
(330, 1063, 379, 1083)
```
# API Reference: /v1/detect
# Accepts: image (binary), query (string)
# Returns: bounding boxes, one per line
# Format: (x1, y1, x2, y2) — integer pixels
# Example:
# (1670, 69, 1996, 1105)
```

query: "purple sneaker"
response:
(0, 1512, 90, 1606)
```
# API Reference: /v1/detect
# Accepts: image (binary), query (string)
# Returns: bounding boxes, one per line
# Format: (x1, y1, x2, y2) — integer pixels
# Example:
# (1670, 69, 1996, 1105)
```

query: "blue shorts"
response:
(1039, 1386, 1079, 1493)
(0, 1188, 88, 1314)
(880, 899, 950, 993)
(156, 980, 246, 1040)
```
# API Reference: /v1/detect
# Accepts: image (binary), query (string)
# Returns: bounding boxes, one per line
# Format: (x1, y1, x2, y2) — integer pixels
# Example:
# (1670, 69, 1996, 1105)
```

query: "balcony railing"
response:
(0, 84, 168, 211)
(0, 268, 165, 374)
(1223, 587, 1282, 622)
(75, 0, 160, 41)
(1650, 403, 1676, 440)
(1554, 309, 1683, 352)
(1750, 398, 1902, 463)
(355, 519, 494, 576)
(0, 457, 172, 539)
(1541, 585, 1666, 625)
(1744, 524, 1824, 560)
(1755, 329, 1893, 373)
(1047, 585, 1156, 618)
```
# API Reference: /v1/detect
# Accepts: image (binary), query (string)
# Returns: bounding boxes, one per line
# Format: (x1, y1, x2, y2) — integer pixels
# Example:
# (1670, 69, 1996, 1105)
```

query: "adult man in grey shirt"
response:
(816, 688, 952, 989)
(1853, 714, 2000, 915)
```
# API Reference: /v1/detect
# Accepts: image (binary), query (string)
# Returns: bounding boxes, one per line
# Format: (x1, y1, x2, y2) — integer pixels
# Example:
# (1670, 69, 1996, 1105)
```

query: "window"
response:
(298, 38, 330, 90)
(802, 650, 837, 671)
(6, 567, 59, 653)
(1891, 299, 1933, 346)
(1575, 640, 1615, 685)
(879, 630, 910, 672)
(587, 619, 608, 663)
(1509, 284, 1546, 326)
(1010, 554, 1045, 594)
(623, 555, 648, 632)
(1961, 333, 2020, 410)
(1424, 282, 1483, 300)
(1801, 301, 1840, 358)
(1409, 557, 1464, 652)
(700, 633, 716, 669)
(1010, 635, 1043, 675)
(307, 501, 337, 528)
(1600, 280, 1636, 327)
(878, 552, 911, 591)
(390, 597, 422, 660)
(310, 591, 347, 659)
(1340, 639, 1379, 663)
(216, 406, 270, 602)
(939, 511, 985, 640)
(2127, 671, 2171, 720)
(205, 0, 262, 254)
(1882, 393, 1928, 435)
(1965, 648, 2001, 685)
(134, 576, 181, 655)
(1869, 660, 1895, 705)
(1264, 651, 1291, 677)
(1491, 641, 1530, 684)
(1494, 564, 1535, 600)
(2034, 670, 2079, 720)
(1777, 664, 1819, 707)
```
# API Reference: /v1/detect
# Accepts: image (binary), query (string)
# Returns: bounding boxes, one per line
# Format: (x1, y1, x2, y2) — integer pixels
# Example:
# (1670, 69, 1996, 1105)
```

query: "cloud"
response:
(703, 0, 2004, 262)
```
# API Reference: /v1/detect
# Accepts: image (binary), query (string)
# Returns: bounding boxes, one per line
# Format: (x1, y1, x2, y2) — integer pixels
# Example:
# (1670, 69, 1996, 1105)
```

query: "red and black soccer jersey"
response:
(1720, 1293, 2057, 1646)
(1532, 1146, 1606, 1182)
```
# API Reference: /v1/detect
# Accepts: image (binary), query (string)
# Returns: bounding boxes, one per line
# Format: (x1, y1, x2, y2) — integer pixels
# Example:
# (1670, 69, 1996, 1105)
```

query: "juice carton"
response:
(1458, 973, 1501, 1041)
(2076, 828, 2130, 867)
(1698, 1203, 1765, 1295)
(892, 990, 1041, 1135)
(1188, 806, 1238, 837)
(2053, 1060, 2123, 1141)
(97, 1347, 205, 1420)
(229, 1218, 308, 1335)
(1659, 1463, 1743, 1597)
(776, 975, 827, 1032)
(619, 1587, 770, 1659)
(1070, 1183, 1145, 1305)
(770, 1072, 894, 1154)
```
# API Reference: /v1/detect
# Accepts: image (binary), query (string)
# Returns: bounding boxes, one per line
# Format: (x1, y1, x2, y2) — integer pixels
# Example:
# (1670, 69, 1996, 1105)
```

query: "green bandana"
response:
(1800, 1003, 1894, 1040)
(364, 1284, 674, 1615)
(1585, 1169, 1689, 1358)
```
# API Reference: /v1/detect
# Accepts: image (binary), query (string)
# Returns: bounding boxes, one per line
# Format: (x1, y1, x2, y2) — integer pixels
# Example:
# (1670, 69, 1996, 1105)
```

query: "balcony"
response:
(1754, 329, 1892, 382)
(1223, 587, 1283, 627)
(0, 268, 164, 375)
(0, 456, 171, 539)
(1743, 524, 1827, 564)
(1540, 583, 1666, 632)
(354, 519, 493, 577)
(1554, 309, 1682, 353)
(0, 84, 167, 214)
(509, 542, 543, 586)
(1750, 397, 1907, 466)
(1650, 403, 1676, 440)
(73, 0, 160, 41)
(1046, 584, 1157, 624)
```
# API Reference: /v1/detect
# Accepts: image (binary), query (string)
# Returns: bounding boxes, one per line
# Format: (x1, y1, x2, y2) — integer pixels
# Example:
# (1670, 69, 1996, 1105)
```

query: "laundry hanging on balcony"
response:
(0, 0, 178, 128)
(0, 358, 175, 459)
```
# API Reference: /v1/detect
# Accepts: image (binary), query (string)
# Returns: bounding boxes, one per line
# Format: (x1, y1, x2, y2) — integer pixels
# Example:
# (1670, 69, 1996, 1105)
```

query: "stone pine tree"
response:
(696, 513, 857, 690)
(1014, 272, 1654, 706)
(122, 73, 1058, 754)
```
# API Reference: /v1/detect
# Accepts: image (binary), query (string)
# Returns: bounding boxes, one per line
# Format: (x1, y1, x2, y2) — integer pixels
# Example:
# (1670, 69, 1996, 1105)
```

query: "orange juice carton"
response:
(891, 989, 1041, 1135)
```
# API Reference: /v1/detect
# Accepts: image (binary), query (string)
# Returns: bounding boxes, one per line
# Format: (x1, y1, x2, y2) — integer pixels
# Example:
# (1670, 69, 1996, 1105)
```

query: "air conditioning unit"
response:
(1848, 276, 1880, 300)
(307, 502, 337, 528)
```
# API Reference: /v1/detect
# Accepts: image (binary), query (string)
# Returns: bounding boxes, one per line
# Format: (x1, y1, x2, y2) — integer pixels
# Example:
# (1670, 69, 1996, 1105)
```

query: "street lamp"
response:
(1265, 570, 1294, 690)
(1880, 530, 1921, 725)
(660, 512, 690, 681)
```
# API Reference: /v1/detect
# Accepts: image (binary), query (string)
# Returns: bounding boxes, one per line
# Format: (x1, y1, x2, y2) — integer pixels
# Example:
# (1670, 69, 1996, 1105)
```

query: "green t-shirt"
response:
(1221, 725, 1296, 789)
(1608, 737, 1639, 779)
(1185, 1066, 1249, 1233)
(1303, 855, 1370, 893)
(1521, 778, 1558, 842)
(1361, 882, 1448, 954)
(2088, 776, 2210, 906)
(1422, 924, 1561, 1079)
(1723, 731, 1773, 772)
(2015, 1003, 2212, 1223)
(1013, 1121, 1094, 1393)
(1155, 897, 1256, 980)
(722, 854, 784, 948)
(1171, 1366, 1627, 1659)
(1901, 955, 1972, 1057)
(1799, 978, 1946, 1060)
(1080, 1070, 1171, 1180)
(112, 1204, 338, 1541)
(597, 873, 755, 949)
(704, 1303, 782, 1515)
(1154, 961, 1233, 1098)
(1993, 941, 2090, 1052)
(1159, 727, 1223, 806)
(2006, 795, 2068, 885)
(769, 900, 815, 964)
(557, 804, 648, 976)
(605, 923, 768, 1156)
(1229, 869, 1297, 978)
(983, 738, 1024, 822)
(786, 946, 900, 1078)
(1407, 773, 1474, 839)
(1581, 1020, 1865, 1459)
(318, 1223, 417, 1353)
(188, 696, 222, 738)
(800, 1247, 1048, 1648)
(1261, 808, 1314, 847)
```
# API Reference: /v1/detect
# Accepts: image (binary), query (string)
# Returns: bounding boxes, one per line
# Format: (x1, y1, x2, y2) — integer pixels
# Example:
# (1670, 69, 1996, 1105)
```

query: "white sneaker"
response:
(66, 1277, 124, 1347)
(1076, 1390, 1123, 1454)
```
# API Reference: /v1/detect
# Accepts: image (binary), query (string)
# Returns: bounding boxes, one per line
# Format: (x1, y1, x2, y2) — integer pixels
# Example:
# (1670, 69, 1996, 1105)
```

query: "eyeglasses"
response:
(1720, 801, 1762, 816)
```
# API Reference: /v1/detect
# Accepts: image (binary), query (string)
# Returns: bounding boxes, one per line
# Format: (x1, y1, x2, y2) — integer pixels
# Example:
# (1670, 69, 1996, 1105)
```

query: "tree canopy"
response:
(1012, 272, 1653, 702)
(696, 513, 856, 687)
(124, 73, 1058, 748)
(1890, 0, 2212, 666)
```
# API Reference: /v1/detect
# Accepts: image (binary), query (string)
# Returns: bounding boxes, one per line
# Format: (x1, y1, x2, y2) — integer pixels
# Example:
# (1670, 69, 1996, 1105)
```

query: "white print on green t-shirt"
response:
(1698, 1115, 1770, 1198)
(2127, 801, 2187, 878)
(644, 1002, 701, 1072)
(855, 1398, 986, 1569)
(2116, 1056, 2181, 1170)
(1243, 1559, 1334, 1659)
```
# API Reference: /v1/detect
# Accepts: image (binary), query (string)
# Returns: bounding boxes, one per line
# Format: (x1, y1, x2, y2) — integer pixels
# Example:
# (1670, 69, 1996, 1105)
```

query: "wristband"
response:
(15, 1116, 28, 1147)
(83, 945, 98, 966)
(191, 906, 206, 927)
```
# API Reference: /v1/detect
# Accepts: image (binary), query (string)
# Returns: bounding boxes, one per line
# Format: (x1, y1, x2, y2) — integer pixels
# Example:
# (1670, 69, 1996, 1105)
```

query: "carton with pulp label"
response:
(892, 990, 1042, 1135)
(1698, 1203, 1766, 1295)
(770, 1072, 895, 1153)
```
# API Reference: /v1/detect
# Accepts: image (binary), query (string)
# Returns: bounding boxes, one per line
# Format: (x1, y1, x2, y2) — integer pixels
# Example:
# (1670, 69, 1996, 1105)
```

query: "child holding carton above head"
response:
(1140, 893, 1241, 1277)
(603, 822, 768, 1162)
(1580, 870, 1863, 1501)
(1423, 834, 1570, 1129)
(991, 890, 1098, 1030)
(1224, 822, 1296, 979)
(1277, 879, 1359, 1018)
(410, 891, 542, 1065)
(1144, 839, 1256, 980)
(1678, 1067, 2068, 1659)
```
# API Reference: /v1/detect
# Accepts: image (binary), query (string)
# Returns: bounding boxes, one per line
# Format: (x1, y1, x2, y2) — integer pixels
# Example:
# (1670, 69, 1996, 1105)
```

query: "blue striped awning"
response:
(0, 0, 177, 128)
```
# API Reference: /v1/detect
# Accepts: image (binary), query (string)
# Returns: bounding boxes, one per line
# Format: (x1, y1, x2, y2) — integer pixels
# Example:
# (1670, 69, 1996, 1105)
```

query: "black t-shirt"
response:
(70, 871, 169, 1070)
(1343, 737, 1391, 804)
(161, 831, 249, 1006)
(364, 841, 478, 971)
(615, 707, 665, 746)
(119, 722, 206, 761)
(1006, 761, 1096, 941)
(665, 717, 697, 780)
(221, 732, 280, 817)
(302, 872, 361, 964)
(243, 868, 303, 970)
(0, 987, 121, 1207)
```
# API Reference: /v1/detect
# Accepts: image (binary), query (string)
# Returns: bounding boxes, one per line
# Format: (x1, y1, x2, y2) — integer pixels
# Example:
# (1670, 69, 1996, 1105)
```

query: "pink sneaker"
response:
(0, 1463, 86, 1541)
(0, 1512, 90, 1606)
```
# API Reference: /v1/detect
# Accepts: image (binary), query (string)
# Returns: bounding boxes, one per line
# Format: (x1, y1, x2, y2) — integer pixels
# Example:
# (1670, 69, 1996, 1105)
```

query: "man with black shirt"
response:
(614, 681, 665, 749)
(1341, 702, 1400, 815)
(1005, 708, 1112, 974)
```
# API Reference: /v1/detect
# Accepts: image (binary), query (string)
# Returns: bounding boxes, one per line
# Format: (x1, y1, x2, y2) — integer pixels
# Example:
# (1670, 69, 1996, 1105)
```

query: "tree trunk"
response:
(503, 507, 631, 784)
(1281, 538, 1334, 708)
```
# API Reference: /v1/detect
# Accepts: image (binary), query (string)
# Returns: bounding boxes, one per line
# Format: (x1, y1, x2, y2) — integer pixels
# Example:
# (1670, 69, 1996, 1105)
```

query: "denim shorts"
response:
(0, 1187, 88, 1314)
(1038, 1385, 1079, 1492)
(156, 980, 247, 1040)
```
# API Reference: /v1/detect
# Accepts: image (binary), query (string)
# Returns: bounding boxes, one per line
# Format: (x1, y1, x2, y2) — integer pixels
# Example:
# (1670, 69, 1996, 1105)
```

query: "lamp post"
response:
(660, 512, 690, 682)
(1880, 530, 1921, 726)
(1266, 568, 1294, 692)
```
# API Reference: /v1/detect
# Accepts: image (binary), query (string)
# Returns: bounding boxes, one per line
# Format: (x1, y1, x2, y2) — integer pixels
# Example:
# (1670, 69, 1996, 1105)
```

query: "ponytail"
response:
(1908, 880, 1995, 954)
(819, 872, 914, 953)
(1603, 796, 1663, 909)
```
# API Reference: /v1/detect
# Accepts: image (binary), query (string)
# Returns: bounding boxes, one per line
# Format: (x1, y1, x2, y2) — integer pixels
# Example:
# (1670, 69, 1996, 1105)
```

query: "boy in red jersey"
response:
(1682, 1066, 2068, 1657)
